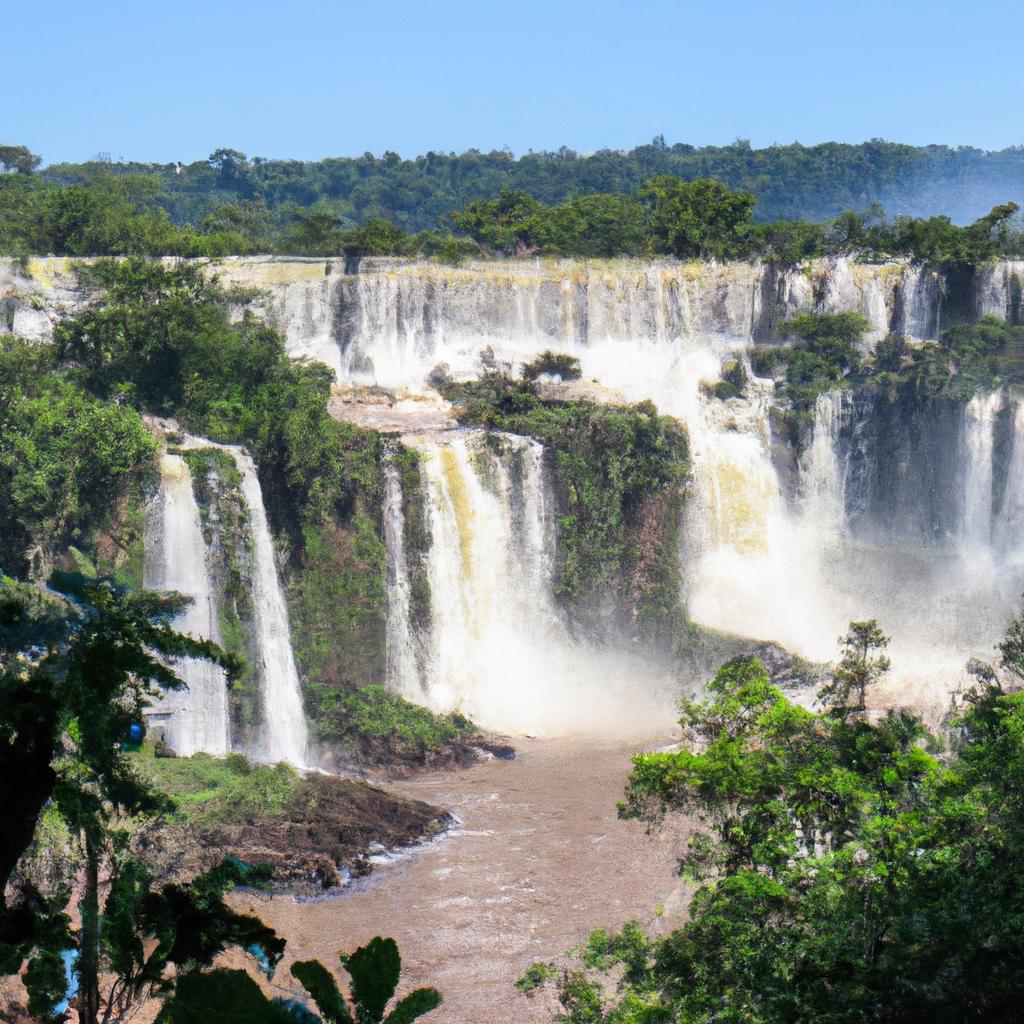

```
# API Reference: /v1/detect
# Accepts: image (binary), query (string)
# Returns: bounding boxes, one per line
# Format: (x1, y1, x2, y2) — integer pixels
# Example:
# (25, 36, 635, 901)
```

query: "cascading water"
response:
(231, 449, 309, 767)
(995, 398, 1024, 562)
(337, 257, 1024, 715)
(960, 392, 1003, 559)
(383, 458, 422, 700)
(146, 435, 308, 766)
(143, 453, 230, 756)
(127, 255, 1024, 728)
(387, 430, 669, 734)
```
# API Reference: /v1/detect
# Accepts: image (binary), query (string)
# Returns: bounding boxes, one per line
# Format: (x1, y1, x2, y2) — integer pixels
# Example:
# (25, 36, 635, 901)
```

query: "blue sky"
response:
(10, 0, 1023, 164)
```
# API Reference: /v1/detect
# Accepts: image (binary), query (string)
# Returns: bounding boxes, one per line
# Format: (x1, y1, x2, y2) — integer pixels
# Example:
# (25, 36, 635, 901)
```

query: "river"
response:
(232, 732, 691, 1023)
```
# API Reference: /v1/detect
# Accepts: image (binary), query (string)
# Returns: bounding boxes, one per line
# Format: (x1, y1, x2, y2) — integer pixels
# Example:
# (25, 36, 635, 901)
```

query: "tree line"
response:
(35, 139, 1024, 229)
(3, 142, 1023, 265)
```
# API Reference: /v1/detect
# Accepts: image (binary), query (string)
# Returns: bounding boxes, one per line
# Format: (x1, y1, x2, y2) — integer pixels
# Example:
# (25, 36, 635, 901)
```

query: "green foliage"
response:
(5, 144, 1023, 263)
(639, 176, 756, 259)
(292, 935, 441, 1024)
(306, 684, 478, 767)
(752, 311, 869, 423)
(872, 317, 1024, 404)
(287, 515, 387, 690)
(0, 335, 156, 575)
(522, 351, 583, 382)
(443, 373, 688, 636)
(101, 857, 283, 1021)
(818, 619, 892, 713)
(155, 969, 301, 1024)
(0, 576, 237, 1022)
(709, 358, 747, 400)
(128, 747, 299, 824)
(34, 138, 1024, 236)
(529, 607, 1024, 1022)
(58, 259, 382, 532)
(516, 961, 559, 995)
(0, 145, 41, 174)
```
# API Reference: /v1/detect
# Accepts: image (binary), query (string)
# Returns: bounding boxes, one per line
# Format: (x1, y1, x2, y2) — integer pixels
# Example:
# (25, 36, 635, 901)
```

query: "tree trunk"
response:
(78, 831, 101, 1024)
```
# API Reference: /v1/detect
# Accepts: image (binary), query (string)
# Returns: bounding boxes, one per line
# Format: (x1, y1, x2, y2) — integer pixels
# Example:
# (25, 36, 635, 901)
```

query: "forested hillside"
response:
(33, 139, 1024, 231)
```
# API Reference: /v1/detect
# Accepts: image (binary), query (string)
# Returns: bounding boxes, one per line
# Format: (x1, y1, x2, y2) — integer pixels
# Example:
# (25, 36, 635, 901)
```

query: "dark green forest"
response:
(33, 139, 1024, 228)
(3, 140, 1024, 264)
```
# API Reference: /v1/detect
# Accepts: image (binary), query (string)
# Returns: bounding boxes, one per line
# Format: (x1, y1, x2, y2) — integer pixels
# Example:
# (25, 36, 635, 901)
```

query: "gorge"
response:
(5, 253, 1024, 743)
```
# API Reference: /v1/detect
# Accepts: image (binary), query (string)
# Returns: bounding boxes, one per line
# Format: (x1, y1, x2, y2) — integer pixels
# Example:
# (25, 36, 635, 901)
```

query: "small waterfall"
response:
(143, 453, 230, 756)
(685, 369, 846, 661)
(975, 260, 1024, 324)
(895, 264, 943, 340)
(383, 459, 422, 699)
(801, 389, 851, 535)
(393, 430, 666, 734)
(959, 392, 1003, 556)
(230, 449, 309, 767)
(995, 398, 1024, 562)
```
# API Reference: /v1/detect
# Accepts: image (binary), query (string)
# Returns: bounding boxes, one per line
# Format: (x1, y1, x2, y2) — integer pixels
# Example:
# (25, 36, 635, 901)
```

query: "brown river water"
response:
(230, 732, 694, 1024)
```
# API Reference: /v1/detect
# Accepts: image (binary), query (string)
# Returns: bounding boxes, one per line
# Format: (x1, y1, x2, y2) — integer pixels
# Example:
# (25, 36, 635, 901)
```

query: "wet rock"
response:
(131, 773, 452, 897)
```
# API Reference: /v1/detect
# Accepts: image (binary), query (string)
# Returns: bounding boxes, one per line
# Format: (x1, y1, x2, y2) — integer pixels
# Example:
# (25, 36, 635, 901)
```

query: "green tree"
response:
(451, 187, 544, 251)
(819, 619, 892, 713)
(0, 575, 237, 1022)
(527, 607, 1024, 1022)
(100, 857, 284, 1022)
(0, 145, 42, 174)
(638, 176, 756, 259)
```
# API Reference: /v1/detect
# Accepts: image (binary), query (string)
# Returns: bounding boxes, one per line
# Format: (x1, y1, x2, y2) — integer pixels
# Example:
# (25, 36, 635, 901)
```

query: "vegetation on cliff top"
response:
(25, 138, 1024, 229)
(441, 367, 689, 639)
(4, 140, 1023, 263)
(751, 310, 1024, 444)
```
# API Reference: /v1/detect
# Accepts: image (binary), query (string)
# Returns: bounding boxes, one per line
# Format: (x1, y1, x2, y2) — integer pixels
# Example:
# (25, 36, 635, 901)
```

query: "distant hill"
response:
(42, 139, 1024, 231)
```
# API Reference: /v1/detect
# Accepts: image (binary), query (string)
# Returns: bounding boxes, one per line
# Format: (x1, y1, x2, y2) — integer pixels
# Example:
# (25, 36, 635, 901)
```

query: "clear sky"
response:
(9, 0, 1023, 164)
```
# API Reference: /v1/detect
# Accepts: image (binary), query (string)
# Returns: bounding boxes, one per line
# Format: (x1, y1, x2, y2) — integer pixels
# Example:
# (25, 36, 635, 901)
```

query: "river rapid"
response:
(231, 732, 690, 1023)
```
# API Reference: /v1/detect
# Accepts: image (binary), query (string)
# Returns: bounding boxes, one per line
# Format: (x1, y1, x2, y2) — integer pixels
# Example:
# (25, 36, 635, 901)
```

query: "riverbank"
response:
(230, 731, 690, 1023)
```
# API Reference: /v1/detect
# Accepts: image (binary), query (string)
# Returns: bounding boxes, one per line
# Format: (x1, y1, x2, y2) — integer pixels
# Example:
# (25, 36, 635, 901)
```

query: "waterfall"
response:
(383, 459, 422, 700)
(895, 264, 944, 340)
(391, 430, 667, 734)
(960, 392, 1003, 557)
(802, 389, 851, 535)
(330, 256, 952, 390)
(230, 449, 309, 767)
(996, 398, 1024, 562)
(975, 260, 1024, 324)
(143, 453, 230, 756)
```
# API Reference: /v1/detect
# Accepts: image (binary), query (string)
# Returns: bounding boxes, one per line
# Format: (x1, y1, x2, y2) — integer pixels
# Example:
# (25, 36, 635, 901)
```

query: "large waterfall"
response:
(325, 260, 1024, 715)
(143, 453, 230, 756)
(145, 439, 308, 765)
(386, 430, 669, 734)
(10, 254, 1024, 734)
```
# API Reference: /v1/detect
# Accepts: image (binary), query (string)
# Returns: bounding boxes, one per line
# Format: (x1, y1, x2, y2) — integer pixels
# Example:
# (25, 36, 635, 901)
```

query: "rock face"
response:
(5, 255, 1023, 376)
(131, 773, 452, 896)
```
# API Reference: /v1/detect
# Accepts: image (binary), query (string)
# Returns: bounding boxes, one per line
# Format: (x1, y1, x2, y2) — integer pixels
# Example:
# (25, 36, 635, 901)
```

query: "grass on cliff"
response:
(128, 746, 299, 825)
(307, 683, 480, 766)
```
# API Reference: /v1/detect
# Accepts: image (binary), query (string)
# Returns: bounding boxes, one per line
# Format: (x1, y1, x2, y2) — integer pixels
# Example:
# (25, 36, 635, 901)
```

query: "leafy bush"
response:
(0, 336, 156, 574)
(128, 747, 299, 824)
(306, 684, 478, 766)
(522, 351, 582, 381)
